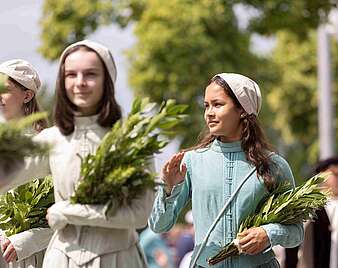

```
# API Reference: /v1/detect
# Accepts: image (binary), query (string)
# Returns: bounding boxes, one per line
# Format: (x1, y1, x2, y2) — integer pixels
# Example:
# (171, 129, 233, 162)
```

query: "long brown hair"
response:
(8, 77, 48, 132)
(54, 45, 122, 135)
(192, 75, 276, 190)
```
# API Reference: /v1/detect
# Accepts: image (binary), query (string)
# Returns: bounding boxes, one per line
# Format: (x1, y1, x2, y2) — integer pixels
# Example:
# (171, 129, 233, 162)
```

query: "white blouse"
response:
(3, 115, 154, 266)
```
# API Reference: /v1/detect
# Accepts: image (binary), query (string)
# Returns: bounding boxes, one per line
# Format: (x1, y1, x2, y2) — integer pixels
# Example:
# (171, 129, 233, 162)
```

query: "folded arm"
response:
(48, 189, 154, 230)
(8, 227, 54, 261)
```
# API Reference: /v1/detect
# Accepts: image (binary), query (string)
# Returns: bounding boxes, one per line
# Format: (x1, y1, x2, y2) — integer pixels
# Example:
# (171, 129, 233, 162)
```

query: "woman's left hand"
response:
(237, 227, 270, 255)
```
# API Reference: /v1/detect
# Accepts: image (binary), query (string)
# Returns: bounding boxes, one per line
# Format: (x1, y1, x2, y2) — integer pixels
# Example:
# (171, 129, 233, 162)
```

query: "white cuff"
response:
(48, 201, 69, 230)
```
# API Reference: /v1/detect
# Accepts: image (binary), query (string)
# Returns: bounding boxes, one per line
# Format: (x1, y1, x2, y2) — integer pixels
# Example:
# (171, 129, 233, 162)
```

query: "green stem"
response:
(208, 242, 239, 266)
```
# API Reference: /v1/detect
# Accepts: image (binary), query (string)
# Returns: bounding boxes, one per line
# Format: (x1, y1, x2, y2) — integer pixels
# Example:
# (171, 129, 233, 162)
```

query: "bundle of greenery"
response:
(0, 175, 54, 236)
(71, 98, 187, 214)
(0, 113, 49, 176)
(208, 174, 329, 265)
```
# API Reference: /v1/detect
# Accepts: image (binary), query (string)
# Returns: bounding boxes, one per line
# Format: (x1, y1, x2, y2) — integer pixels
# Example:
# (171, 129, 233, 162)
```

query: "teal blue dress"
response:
(149, 140, 304, 268)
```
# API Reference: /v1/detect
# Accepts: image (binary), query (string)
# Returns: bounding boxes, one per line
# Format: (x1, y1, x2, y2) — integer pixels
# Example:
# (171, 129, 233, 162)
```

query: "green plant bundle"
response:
(0, 175, 54, 236)
(71, 98, 187, 212)
(208, 174, 329, 266)
(0, 113, 49, 174)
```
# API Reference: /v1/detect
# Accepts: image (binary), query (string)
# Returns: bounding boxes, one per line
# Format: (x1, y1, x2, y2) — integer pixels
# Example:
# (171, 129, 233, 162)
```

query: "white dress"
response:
(4, 115, 153, 268)
(0, 228, 53, 268)
(0, 129, 53, 268)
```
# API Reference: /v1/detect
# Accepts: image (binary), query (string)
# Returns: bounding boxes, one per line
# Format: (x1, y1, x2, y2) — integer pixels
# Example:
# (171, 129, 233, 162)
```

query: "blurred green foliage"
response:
(238, 0, 333, 37)
(37, 86, 55, 126)
(38, 0, 337, 181)
(127, 0, 264, 146)
(39, 0, 114, 60)
(265, 31, 338, 181)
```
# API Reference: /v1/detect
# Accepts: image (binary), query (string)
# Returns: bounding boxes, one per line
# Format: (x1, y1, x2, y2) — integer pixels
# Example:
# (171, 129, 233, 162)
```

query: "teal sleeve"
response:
(261, 222, 304, 248)
(261, 154, 304, 249)
(148, 153, 192, 233)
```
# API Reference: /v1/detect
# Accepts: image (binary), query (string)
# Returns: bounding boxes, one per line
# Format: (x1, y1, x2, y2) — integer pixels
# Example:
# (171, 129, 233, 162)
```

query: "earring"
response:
(24, 105, 30, 115)
(240, 113, 246, 119)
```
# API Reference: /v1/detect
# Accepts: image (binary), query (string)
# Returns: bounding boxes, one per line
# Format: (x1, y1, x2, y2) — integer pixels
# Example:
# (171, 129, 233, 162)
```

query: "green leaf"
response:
(25, 191, 33, 202)
(71, 97, 185, 211)
(209, 173, 329, 265)
(0, 176, 54, 235)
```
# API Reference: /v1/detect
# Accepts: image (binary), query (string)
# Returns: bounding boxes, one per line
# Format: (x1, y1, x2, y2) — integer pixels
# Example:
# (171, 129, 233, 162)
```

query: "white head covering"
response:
(59, 40, 117, 85)
(213, 73, 262, 116)
(0, 59, 41, 92)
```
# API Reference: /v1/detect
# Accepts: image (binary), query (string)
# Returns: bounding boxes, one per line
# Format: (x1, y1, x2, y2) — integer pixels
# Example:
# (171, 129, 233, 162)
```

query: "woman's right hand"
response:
(1, 237, 17, 263)
(162, 152, 187, 195)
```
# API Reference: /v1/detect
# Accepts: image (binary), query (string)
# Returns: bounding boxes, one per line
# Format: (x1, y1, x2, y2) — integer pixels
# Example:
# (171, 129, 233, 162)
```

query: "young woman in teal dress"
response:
(149, 73, 304, 268)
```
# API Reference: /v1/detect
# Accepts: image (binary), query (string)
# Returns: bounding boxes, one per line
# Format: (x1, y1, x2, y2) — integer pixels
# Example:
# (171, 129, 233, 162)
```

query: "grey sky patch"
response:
(0, 0, 134, 114)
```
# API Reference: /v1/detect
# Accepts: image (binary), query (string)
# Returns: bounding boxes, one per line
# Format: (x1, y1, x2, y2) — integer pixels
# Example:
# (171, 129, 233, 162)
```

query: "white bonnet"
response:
(0, 59, 41, 92)
(213, 73, 262, 115)
(59, 40, 117, 85)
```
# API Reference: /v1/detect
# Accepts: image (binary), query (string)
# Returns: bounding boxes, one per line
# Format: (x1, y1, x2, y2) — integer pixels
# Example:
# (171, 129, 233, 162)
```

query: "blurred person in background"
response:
(284, 156, 338, 268)
(175, 210, 194, 267)
(139, 227, 174, 268)
(0, 59, 52, 268)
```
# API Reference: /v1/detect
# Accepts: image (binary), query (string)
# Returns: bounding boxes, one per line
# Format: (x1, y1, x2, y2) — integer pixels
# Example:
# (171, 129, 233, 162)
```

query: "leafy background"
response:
(37, 0, 337, 184)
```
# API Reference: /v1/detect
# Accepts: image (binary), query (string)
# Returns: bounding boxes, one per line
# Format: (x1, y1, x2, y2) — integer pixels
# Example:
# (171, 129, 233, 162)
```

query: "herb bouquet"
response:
(71, 98, 187, 213)
(0, 113, 49, 175)
(208, 174, 329, 265)
(0, 175, 54, 236)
